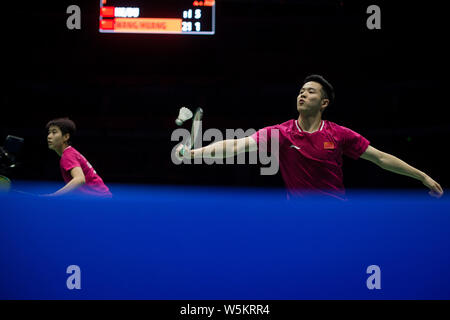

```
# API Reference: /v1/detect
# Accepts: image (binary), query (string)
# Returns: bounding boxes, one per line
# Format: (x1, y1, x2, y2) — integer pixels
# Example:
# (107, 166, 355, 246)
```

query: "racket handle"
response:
(179, 145, 193, 159)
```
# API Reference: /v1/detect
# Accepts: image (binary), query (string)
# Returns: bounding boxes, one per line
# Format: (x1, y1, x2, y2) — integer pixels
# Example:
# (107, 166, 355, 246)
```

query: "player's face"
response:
(297, 81, 326, 113)
(47, 126, 67, 150)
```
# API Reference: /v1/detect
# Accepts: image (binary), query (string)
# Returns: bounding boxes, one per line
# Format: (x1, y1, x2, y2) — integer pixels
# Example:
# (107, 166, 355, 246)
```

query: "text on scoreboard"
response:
(99, 0, 215, 35)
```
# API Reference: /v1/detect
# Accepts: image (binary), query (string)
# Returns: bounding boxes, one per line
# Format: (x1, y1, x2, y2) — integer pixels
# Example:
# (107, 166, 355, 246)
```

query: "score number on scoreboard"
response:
(99, 0, 215, 35)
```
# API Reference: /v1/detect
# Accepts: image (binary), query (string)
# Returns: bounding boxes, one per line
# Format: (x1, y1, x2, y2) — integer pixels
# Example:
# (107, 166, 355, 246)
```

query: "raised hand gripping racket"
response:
(181, 107, 203, 157)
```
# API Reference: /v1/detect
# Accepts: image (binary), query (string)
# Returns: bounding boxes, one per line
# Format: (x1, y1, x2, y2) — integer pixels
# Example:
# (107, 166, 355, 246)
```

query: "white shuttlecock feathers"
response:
(175, 107, 193, 126)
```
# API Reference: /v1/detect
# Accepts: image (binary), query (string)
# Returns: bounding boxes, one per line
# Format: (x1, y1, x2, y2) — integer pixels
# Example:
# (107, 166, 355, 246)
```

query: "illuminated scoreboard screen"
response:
(99, 0, 215, 35)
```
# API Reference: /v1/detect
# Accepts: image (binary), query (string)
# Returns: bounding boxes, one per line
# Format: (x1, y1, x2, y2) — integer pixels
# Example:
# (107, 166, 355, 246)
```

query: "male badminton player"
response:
(46, 118, 112, 197)
(177, 75, 443, 199)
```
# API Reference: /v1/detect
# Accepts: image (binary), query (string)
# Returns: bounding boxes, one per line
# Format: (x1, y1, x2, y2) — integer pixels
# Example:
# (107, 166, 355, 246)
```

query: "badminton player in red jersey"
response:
(46, 118, 112, 197)
(177, 75, 443, 200)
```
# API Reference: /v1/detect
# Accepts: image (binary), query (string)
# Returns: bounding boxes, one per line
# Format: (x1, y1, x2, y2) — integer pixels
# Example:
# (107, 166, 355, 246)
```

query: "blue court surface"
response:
(1, 182, 450, 299)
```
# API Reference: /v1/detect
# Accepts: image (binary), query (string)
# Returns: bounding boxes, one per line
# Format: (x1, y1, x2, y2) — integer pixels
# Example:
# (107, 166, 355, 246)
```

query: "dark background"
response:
(2, 0, 448, 192)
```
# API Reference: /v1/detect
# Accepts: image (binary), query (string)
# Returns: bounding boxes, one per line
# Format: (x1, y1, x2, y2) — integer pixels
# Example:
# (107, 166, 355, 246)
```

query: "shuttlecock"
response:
(175, 107, 193, 126)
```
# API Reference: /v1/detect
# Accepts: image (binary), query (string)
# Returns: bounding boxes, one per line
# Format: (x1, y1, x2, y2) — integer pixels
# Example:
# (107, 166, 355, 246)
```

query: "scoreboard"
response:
(99, 0, 215, 35)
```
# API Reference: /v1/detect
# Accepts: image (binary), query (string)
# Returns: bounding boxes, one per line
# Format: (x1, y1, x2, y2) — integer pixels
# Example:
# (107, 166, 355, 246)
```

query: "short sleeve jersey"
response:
(60, 146, 112, 197)
(251, 119, 370, 199)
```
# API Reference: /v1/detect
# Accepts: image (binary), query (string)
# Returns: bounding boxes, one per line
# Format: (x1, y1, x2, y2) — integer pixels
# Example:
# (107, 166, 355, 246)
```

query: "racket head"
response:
(0, 175, 11, 192)
(0, 176, 37, 196)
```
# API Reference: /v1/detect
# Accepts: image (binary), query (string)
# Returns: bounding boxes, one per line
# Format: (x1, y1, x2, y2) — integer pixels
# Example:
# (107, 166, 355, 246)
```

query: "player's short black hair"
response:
(303, 74, 335, 104)
(46, 118, 76, 144)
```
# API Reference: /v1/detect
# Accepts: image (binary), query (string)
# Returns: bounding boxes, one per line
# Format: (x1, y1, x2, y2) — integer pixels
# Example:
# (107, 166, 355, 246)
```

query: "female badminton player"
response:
(177, 75, 443, 200)
(46, 118, 112, 197)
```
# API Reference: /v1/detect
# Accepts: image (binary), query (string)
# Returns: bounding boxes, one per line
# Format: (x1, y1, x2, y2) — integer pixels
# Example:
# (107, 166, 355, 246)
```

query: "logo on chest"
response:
(290, 141, 336, 151)
(323, 141, 335, 150)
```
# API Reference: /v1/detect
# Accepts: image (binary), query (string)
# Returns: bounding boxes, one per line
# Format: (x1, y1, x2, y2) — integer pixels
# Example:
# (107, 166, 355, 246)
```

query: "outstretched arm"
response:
(177, 136, 257, 160)
(50, 167, 86, 196)
(360, 145, 443, 197)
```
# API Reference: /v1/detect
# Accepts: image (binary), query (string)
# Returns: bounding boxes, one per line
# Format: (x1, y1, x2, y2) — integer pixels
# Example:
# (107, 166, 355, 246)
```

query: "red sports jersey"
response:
(60, 146, 112, 197)
(251, 119, 370, 199)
